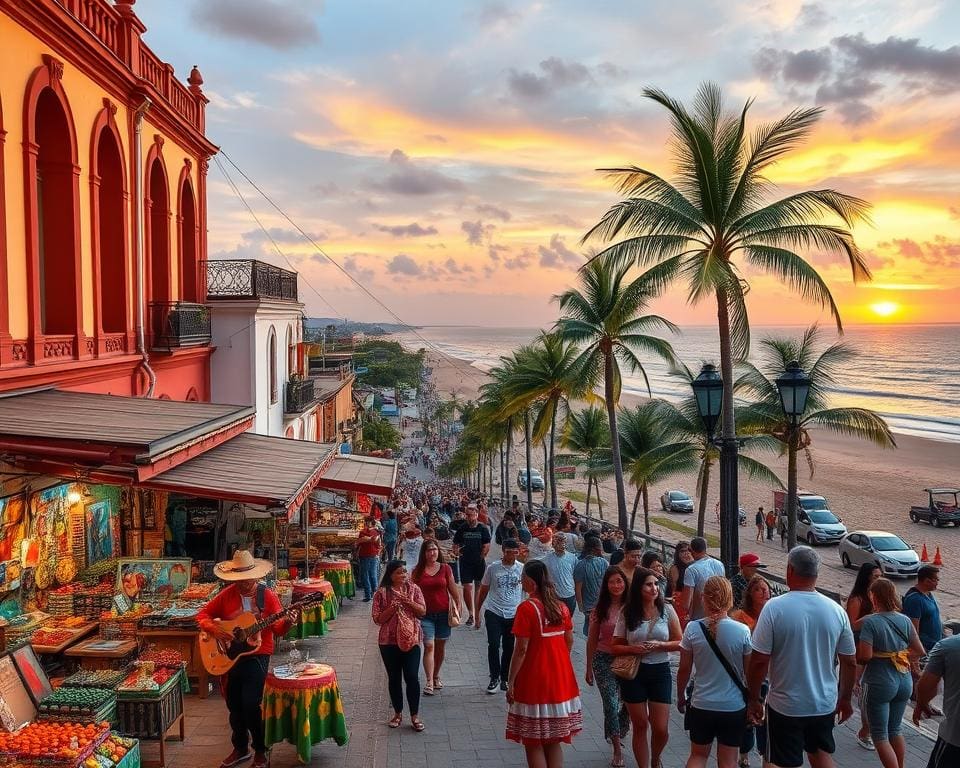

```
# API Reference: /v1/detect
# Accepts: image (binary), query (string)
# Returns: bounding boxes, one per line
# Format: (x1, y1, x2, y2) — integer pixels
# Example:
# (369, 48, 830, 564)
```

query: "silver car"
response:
(660, 490, 694, 514)
(839, 530, 921, 578)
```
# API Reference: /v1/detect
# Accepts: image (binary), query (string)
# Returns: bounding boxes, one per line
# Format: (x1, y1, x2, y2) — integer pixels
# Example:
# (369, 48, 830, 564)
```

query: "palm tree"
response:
(556, 258, 679, 533)
(562, 406, 611, 519)
(615, 401, 699, 535)
(583, 83, 871, 551)
(498, 332, 587, 510)
(648, 364, 784, 536)
(736, 325, 896, 549)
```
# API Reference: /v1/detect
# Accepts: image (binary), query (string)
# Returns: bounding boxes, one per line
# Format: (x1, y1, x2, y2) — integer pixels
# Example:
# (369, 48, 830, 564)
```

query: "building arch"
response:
(22, 55, 83, 358)
(185, 387, 199, 402)
(284, 425, 294, 438)
(286, 324, 295, 379)
(177, 162, 199, 302)
(268, 327, 278, 405)
(89, 100, 129, 343)
(145, 138, 171, 309)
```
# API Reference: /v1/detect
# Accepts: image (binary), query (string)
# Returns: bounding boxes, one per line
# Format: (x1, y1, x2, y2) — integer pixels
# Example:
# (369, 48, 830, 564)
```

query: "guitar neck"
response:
(243, 593, 322, 638)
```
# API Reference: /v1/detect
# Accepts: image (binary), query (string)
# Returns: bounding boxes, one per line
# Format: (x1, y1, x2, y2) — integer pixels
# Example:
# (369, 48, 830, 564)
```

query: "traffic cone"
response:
(933, 547, 943, 566)
(921, 543, 929, 562)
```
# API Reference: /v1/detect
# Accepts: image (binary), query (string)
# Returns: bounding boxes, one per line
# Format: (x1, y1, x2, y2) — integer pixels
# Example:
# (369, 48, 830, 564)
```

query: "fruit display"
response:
(38, 687, 116, 717)
(0, 721, 110, 763)
(179, 582, 218, 600)
(62, 668, 131, 690)
(84, 734, 136, 768)
(117, 665, 176, 693)
(31, 628, 77, 647)
(50, 616, 90, 629)
(137, 648, 183, 668)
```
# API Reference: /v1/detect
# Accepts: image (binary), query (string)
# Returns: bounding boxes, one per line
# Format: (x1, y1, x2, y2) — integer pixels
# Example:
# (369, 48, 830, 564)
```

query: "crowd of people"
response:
(361, 382, 957, 768)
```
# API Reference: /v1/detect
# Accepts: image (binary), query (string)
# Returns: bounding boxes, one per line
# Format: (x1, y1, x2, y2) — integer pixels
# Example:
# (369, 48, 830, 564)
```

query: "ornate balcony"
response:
(150, 302, 211, 350)
(205, 260, 299, 302)
(285, 377, 317, 414)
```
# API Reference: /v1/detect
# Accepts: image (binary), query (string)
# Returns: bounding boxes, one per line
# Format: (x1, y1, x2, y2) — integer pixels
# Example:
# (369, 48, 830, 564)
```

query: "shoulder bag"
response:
(612, 653, 641, 680)
(446, 566, 462, 627)
(393, 588, 419, 652)
(698, 620, 748, 702)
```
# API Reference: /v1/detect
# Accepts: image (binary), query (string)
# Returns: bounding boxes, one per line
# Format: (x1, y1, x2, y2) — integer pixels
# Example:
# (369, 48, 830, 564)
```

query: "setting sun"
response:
(870, 301, 900, 319)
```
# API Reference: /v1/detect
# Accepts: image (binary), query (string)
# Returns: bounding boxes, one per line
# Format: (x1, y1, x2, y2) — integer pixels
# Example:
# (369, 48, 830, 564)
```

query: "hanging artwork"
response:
(10, 643, 53, 707)
(0, 495, 26, 562)
(116, 558, 192, 600)
(86, 500, 117, 565)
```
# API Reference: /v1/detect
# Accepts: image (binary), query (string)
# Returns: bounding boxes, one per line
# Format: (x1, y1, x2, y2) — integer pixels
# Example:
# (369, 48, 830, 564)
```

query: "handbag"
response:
(447, 598, 461, 628)
(612, 654, 641, 680)
(393, 589, 419, 652)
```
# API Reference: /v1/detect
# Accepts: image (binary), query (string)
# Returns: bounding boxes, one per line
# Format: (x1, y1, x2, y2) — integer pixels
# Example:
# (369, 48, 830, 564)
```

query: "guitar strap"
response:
(256, 583, 266, 615)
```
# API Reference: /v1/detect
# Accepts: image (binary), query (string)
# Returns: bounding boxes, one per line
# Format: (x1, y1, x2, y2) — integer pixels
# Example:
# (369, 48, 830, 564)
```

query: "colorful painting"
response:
(116, 558, 192, 600)
(86, 500, 116, 565)
(0, 495, 26, 562)
(10, 643, 53, 707)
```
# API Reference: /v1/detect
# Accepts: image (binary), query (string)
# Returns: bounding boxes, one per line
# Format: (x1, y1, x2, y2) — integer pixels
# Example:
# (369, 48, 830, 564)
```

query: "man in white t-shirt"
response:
(683, 537, 726, 620)
(747, 546, 856, 768)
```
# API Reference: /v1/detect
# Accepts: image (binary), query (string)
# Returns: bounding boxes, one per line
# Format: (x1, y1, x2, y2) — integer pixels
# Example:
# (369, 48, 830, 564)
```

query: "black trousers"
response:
(226, 655, 269, 753)
(484, 610, 515, 681)
(379, 644, 422, 715)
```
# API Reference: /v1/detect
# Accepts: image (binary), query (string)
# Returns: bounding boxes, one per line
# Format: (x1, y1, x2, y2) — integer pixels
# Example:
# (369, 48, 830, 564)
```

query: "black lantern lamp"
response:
(775, 361, 811, 425)
(691, 363, 724, 438)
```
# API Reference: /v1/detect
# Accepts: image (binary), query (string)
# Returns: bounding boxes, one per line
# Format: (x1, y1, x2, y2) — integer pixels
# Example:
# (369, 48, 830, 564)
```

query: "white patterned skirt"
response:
(506, 697, 584, 745)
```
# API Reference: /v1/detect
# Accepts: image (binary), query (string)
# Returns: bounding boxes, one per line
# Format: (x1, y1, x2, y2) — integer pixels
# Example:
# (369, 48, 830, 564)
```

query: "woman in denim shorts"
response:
(411, 539, 459, 695)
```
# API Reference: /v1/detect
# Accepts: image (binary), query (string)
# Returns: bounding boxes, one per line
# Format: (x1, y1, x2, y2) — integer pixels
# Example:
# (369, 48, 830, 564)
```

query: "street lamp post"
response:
(775, 361, 811, 550)
(691, 364, 739, 575)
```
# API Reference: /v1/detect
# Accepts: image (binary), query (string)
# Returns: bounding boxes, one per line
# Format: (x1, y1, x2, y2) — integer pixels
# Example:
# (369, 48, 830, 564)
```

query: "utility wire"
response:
(216, 148, 490, 390)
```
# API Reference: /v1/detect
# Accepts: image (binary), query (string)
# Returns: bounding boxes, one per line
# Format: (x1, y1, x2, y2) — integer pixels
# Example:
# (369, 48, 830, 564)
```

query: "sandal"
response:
(610, 757, 625, 767)
(388, 714, 403, 728)
(434, 677, 443, 689)
(411, 718, 425, 732)
(424, 684, 435, 696)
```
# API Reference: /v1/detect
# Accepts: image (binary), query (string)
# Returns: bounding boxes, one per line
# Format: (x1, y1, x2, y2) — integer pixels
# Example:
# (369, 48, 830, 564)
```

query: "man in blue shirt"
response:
(573, 536, 607, 635)
(903, 565, 943, 652)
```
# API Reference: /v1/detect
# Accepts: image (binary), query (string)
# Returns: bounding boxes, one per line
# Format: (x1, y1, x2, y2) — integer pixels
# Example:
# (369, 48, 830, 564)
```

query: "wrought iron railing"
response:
(285, 377, 317, 414)
(150, 301, 211, 350)
(204, 260, 299, 302)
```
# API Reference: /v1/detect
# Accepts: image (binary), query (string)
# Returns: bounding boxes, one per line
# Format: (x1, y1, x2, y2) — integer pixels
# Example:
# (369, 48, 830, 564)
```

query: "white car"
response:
(788, 508, 848, 545)
(839, 530, 921, 578)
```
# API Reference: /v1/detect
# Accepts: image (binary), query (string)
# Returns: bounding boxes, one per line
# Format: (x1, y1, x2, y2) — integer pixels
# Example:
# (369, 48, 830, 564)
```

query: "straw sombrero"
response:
(214, 549, 274, 581)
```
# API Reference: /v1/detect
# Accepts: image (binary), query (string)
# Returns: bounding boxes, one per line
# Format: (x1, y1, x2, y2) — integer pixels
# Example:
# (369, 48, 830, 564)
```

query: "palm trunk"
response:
(505, 429, 512, 509)
(500, 442, 506, 504)
(697, 455, 712, 537)
(787, 431, 799, 550)
(542, 442, 549, 507)
(642, 484, 651, 536)
(549, 403, 558, 511)
(585, 473, 592, 519)
(630, 486, 641, 533)
(595, 479, 604, 519)
(524, 410, 534, 518)
(477, 450, 482, 491)
(716, 285, 739, 573)
(604, 348, 628, 533)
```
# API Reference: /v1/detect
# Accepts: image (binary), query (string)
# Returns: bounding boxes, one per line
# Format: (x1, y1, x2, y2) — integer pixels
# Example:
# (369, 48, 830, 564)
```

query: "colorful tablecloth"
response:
(315, 561, 355, 599)
(263, 664, 349, 762)
(285, 603, 330, 639)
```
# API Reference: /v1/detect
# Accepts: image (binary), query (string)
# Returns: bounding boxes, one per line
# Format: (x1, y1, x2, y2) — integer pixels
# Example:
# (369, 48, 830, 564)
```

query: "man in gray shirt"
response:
(683, 536, 725, 620)
(543, 533, 578, 618)
(573, 536, 607, 635)
(915, 634, 960, 768)
(476, 539, 524, 694)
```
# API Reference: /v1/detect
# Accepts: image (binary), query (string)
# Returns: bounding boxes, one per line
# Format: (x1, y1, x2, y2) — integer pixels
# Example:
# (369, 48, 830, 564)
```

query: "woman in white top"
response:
(612, 567, 682, 768)
(676, 576, 752, 768)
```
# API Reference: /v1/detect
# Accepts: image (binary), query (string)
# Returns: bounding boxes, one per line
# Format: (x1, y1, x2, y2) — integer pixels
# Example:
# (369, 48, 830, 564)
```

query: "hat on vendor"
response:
(213, 549, 274, 581)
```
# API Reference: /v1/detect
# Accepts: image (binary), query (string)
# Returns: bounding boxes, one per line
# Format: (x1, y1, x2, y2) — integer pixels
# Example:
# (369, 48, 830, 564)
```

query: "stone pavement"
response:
(160, 578, 936, 768)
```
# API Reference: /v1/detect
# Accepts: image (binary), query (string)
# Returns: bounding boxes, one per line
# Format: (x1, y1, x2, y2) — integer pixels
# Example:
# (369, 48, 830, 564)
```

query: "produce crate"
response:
(63, 666, 132, 689)
(115, 676, 183, 740)
(76, 591, 114, 620)
(101, 617, 143, 640)
(37, 700, 116, 726)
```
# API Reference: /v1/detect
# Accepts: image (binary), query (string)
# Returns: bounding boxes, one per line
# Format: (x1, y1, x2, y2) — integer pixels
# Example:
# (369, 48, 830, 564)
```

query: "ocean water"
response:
(393, 324, 960, 444)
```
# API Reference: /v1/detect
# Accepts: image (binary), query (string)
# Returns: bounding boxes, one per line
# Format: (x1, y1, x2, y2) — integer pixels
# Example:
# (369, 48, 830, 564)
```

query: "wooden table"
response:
(136, 628, 209, 699)
(64, 637, 139, 670)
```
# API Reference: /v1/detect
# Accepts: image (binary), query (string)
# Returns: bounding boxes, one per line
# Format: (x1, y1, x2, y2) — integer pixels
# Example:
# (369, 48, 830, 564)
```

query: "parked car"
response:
(909, 488, 960, 527)
(517, 468, 545, 492)
(779, 508, 847, 545)
(660, 490, 694, 514)
(839, 530, 921, 578)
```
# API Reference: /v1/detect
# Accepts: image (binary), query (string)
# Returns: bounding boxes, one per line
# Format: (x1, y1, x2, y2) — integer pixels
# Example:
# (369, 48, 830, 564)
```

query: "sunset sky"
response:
(140, 1, 960, 327)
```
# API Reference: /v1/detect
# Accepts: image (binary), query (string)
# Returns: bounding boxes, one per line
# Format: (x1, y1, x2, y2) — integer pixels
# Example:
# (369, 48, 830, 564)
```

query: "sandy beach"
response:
(422, 347, 960, 616)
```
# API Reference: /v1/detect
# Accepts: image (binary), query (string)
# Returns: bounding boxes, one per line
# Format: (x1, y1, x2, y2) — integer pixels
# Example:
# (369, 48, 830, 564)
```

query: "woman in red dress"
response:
(505, 559, 582, 768)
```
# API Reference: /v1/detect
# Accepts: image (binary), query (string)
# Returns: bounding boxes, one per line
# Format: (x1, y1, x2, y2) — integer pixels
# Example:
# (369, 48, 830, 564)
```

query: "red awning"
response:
(315, 454, 398, 497)
(143, 433, 338, 512)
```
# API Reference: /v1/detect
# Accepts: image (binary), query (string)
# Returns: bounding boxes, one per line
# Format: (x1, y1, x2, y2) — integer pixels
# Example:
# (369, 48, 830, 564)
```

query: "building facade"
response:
(0, 0, 215, 400)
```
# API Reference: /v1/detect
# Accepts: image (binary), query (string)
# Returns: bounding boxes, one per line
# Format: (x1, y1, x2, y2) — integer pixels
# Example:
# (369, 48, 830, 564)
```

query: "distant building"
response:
(0, 0, 215, 399)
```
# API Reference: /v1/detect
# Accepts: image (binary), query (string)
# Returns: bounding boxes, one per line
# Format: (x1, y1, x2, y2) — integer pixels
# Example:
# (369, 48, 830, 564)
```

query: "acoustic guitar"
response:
(199, 592, 325, 675)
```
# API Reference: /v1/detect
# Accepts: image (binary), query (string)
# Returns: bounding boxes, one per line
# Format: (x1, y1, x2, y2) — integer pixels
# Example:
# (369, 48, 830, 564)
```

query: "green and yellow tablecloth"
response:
(315, 560, 355, 599)
(262, 664, 349, 762)
(285, 602, 332, 639)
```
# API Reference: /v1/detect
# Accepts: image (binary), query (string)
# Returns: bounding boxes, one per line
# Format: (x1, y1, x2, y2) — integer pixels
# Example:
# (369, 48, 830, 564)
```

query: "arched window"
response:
(268, 329, 278, 404)
(92, 119, 127, 335)
(35, 89, 80, 336)
(146, 151, 170, 306)
(185, 387, 199, 402)
(178, 170, 198, 302)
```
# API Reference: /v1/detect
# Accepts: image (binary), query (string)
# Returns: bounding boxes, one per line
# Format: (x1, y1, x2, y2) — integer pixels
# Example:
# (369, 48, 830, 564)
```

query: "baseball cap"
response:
(739, 553, 767, 569)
